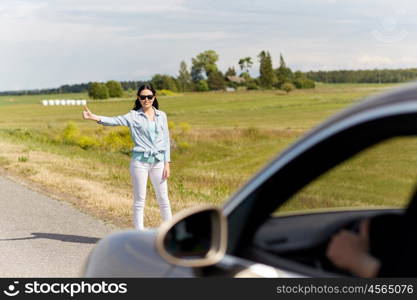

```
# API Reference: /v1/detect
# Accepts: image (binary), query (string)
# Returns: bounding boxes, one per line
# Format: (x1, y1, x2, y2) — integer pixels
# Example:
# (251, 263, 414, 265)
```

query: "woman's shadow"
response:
(0, 232, 100, 244)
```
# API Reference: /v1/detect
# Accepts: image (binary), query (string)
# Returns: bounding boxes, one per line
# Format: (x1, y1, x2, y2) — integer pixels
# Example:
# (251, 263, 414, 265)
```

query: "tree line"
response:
(3, 50, 417, 97)
(1, 50, 314, 98)
(304, 68, 417, 83)
(0, 80, 146, 96)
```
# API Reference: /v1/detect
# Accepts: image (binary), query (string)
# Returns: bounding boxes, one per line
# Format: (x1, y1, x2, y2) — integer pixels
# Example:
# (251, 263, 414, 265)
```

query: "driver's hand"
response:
(326, 219, 380, 277)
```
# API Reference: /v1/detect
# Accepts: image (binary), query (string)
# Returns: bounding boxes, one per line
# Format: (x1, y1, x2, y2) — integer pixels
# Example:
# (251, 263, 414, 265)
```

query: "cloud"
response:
(358, 54, 394, 66)
(0, 1, 46, 19)
(61, 0, 189, 14)
(357, 54, 417, 69)
(135, 31, 234, 41)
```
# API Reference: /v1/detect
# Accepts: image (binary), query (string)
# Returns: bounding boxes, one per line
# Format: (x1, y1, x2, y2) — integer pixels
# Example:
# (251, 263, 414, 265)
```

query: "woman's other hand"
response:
(162, 162, 170, 180)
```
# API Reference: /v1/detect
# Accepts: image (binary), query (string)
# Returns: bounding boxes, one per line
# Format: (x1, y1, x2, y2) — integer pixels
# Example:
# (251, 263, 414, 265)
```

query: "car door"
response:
(199, 83, 417, 277)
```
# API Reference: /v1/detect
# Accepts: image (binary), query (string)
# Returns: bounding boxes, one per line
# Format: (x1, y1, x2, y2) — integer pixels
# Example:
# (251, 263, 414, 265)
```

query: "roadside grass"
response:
(1, 83, 413, 228)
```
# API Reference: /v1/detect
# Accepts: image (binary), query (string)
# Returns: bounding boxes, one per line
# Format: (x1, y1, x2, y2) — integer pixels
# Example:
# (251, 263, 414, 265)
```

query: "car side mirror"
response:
(155, 206, 227, 267)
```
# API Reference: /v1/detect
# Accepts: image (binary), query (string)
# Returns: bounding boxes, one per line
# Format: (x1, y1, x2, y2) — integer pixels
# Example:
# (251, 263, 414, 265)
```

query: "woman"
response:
(82, 84, 172, 230)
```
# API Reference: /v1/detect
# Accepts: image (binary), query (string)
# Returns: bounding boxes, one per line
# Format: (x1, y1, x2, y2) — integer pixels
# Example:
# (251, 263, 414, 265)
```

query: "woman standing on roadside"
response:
(82, 84, 172, 230)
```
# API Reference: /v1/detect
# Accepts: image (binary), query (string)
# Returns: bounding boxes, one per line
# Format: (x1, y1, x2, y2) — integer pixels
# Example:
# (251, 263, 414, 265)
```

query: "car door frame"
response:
(221, 83, 417, 255)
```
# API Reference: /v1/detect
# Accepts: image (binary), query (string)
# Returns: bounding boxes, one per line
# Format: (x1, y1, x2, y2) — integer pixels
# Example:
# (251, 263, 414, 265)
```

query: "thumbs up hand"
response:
(82, 105, 100, 122)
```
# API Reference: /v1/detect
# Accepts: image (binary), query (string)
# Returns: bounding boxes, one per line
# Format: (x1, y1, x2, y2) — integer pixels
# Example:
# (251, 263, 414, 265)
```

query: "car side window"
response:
(274, 136, 416, 215)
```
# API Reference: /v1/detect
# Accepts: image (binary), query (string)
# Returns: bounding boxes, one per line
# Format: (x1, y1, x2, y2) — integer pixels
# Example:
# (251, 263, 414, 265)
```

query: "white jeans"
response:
(129, 159, 172, 230)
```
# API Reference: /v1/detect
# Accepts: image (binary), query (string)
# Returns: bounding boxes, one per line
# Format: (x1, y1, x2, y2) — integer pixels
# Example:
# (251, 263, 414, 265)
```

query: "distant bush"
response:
(246, 81, 260, 90)
(158, 89, 177, 96)
(105, 80, 124, 97)
(280, 82, 295, 93)
(88, 82, 109, 99)
(294, 78, 315, 89)
(151, 74, 179, 92)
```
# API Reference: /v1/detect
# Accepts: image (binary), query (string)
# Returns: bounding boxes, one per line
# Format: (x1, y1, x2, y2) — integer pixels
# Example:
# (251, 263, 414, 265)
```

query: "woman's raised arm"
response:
(83, 105, 131, 126)
(82, 105, 101, 122)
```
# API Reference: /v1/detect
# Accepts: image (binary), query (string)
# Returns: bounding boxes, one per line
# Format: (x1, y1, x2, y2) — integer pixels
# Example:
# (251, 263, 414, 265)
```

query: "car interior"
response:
(249, 208, 403, 277)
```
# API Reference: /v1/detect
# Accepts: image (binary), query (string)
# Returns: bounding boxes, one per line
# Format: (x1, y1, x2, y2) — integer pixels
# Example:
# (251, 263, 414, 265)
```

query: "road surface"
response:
(0, 175, 121, 277)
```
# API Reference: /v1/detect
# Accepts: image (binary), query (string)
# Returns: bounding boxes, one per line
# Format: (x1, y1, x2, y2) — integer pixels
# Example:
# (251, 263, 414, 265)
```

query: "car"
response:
(82, 83, 417, 278)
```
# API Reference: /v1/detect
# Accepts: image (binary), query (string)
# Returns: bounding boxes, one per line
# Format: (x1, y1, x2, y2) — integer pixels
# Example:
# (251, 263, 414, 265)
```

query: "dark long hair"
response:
(132, 84, 159, 111)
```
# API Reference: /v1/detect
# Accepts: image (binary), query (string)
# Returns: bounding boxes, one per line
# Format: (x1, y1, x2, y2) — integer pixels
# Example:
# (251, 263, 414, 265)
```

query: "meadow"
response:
(0, 82, 414, 228)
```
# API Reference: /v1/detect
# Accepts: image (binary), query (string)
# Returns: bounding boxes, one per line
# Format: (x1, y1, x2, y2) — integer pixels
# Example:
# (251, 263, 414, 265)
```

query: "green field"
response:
(0, 83, 414, 227)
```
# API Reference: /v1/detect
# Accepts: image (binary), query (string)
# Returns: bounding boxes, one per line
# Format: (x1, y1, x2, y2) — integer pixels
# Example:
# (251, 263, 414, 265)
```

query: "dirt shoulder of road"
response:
(0, 140, 141, 229)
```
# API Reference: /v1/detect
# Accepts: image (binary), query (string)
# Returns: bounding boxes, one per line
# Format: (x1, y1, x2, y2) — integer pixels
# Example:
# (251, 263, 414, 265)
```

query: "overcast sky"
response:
(1, 0, 417, 91)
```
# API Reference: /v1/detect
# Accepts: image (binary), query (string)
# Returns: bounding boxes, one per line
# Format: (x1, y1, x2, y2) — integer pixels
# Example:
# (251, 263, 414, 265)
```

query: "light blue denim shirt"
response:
(98, 107, 171, 162)
(132, 120, 165, 163)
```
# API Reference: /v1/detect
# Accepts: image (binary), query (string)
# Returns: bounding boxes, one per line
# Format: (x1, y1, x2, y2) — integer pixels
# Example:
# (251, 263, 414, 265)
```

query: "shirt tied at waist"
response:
(132, 150, 165, 163)
(143, 150, 164, 161)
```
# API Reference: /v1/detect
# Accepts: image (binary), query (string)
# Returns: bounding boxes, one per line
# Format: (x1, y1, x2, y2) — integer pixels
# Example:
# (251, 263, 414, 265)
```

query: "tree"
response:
(207, 70, 225, 90)
(191, 63, 204, 83)
(195, 50, 219, 74)
(275, 53, 293, 87)
(177, 61, 193, 92)
(105, 80, 124, 97)
(195, 80, 209, 91)
(225, 67, 237, 77)
(191, 50, 220, 84)
(240, 72, 251, 81)
(258, 51, 276, 88)
(238, 57, 253, 74)
(88, 82, 109, 99)
(151, 74, 178, 91)
(279, 53, 287, 69)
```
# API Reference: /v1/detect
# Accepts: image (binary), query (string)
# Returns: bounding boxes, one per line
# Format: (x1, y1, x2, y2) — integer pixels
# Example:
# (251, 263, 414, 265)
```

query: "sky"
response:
(1, 0, 417, 91)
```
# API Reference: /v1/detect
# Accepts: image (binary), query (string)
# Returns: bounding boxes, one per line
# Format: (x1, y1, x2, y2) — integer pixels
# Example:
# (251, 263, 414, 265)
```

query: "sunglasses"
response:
(139, 95, 154, 101)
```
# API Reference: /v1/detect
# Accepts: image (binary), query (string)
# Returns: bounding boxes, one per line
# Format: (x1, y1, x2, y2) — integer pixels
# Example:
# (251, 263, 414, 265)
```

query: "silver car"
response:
(83, 83, 417, 278)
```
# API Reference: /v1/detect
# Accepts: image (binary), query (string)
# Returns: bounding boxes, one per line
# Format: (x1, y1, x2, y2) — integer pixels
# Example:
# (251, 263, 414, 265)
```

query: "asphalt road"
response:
(0, 176, 121, 277)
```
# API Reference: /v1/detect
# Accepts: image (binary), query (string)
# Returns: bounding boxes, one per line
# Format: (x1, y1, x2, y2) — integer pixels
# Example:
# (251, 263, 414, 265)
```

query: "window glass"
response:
(274, 136, 417, 215)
